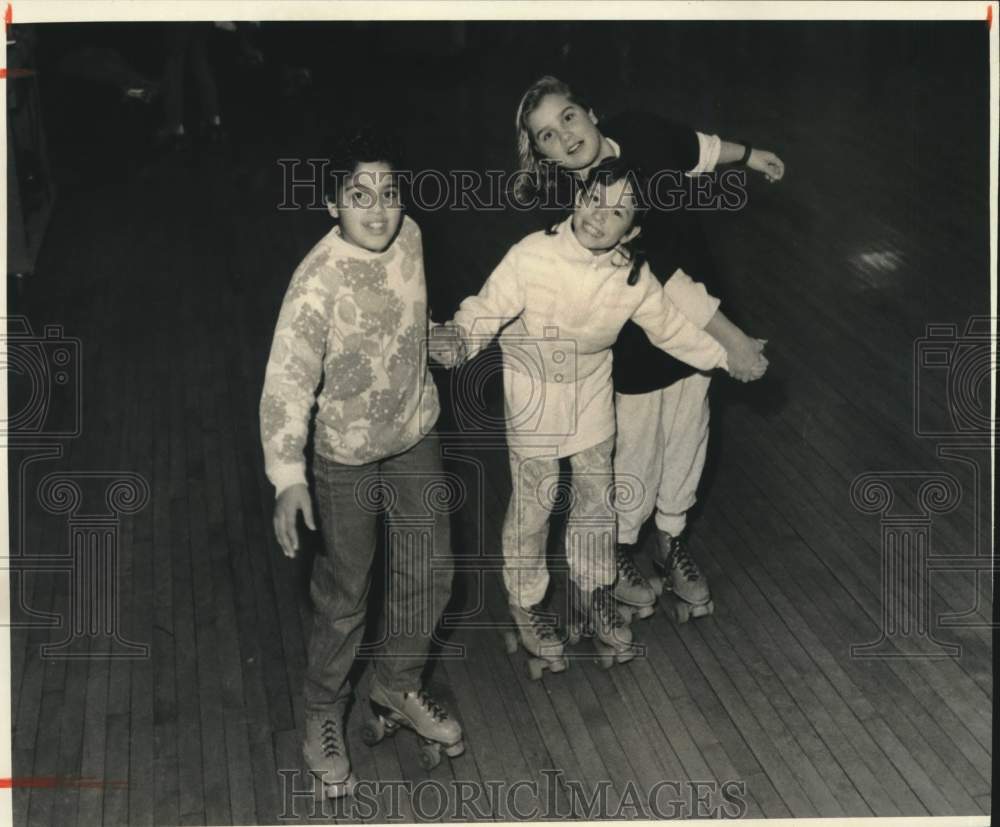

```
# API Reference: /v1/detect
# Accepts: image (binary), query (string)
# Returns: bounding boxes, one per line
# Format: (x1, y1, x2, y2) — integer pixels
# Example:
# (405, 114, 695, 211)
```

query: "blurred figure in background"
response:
(159, 23, 223, 150)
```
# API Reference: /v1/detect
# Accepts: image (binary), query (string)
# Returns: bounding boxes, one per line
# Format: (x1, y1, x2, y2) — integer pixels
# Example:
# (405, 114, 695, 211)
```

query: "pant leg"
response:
(304, 453, 380, 715)
(612, 389, 665, 545)
(161, 24, 192, 131)
(654, 372, 712, 537)
(502, 449, 558, 609)
(566, 435, 616, 594)
(187, 23, 220, 122)
(373, 433, 455, 693)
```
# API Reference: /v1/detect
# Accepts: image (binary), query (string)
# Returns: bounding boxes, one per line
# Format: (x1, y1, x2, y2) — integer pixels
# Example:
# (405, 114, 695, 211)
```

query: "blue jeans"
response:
(304, 432, 454, 715)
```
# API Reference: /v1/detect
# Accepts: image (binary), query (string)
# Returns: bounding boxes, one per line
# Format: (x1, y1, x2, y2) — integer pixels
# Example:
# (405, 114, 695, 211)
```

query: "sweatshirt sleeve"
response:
(661, 267, 721, 328)
(259, 254, 330, 496)
(630, 266, 728, 372)
(687, 132, 723, 176)
(449, 245, 526, 359)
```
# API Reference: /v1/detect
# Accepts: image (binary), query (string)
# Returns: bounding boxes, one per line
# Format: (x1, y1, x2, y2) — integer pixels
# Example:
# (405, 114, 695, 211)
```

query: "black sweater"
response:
(604, 112, 726, 394)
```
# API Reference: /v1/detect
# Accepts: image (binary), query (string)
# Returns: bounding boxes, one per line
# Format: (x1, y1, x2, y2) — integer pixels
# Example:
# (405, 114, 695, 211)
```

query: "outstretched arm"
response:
(717, 139, 785, 182)
(445, 247, 526, 364)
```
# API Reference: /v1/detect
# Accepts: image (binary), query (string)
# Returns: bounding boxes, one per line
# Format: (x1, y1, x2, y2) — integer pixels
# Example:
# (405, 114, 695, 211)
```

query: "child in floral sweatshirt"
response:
(260, 128, 463, 796)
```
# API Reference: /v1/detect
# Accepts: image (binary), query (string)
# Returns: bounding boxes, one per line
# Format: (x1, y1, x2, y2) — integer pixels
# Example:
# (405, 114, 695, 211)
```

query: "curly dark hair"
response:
(324, 124, 404, 200)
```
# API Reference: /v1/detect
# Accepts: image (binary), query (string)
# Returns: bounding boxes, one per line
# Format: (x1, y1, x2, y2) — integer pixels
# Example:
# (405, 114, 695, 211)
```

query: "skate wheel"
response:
(444, 739, 465, 758)
(617, 645, 638, 665)
(674, 601, 691, 624)
(636, 604, 656, 620)
(527, 658, 545, 681)
(502, 630, 519, 655)
(549, 657, 568, 674)
(360, 717, 385, 747)
(649, 576, 664, 597)
(597, 652, 615, 670)
(419, 742, 442, 770)
(320, 771, 356, 799)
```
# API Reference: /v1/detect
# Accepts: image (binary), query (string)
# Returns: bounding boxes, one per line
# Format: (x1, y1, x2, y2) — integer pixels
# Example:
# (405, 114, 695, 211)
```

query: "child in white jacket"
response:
(436, 159, 765, 670)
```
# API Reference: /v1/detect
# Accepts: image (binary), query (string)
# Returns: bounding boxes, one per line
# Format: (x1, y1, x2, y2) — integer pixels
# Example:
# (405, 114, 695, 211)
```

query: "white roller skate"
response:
(653, 530, 714, 624)
(302, 711, 355, 798)
(613, 544, 657, 622)
(361, 682, 465, 770)
(567, 583, 638, 669)
(503, 602, 568, 680)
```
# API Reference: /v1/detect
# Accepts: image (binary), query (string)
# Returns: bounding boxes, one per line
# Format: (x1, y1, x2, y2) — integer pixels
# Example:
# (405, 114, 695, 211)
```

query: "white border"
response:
(1, 5, 995, 827)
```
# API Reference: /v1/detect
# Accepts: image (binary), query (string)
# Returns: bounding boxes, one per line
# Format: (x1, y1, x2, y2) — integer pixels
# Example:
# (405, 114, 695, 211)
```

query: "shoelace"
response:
(414, 689, 448, 722)
(670, 539, 702, 583)
(616, 546, 646, 586)
(527, 606, 559, 641)
(320, 719, 343, 757)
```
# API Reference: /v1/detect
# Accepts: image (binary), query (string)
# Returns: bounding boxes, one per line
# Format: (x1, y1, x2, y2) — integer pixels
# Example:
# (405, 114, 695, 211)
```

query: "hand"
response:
(748, 343, 769, 381)
(273, 483, 315, 558)
(747, 149, 785, 183)
(427, 322, 467, 368)
(726, 334, 766, 382)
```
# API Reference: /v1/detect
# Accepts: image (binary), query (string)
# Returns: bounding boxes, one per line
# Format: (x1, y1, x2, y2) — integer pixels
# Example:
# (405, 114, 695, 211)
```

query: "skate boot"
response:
(613, 544, 658, 622)
(362, 682, 465, 770)
(653, 530, 714, 623)
(567, 583, 637, 669)
(503, 602, 567, 679)
(302, 711, 355, 798)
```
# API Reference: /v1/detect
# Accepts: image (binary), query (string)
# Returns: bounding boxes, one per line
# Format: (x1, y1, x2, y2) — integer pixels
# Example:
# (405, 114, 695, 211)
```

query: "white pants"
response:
(502, 436, 617, 608)
(613, 373, 712, 543)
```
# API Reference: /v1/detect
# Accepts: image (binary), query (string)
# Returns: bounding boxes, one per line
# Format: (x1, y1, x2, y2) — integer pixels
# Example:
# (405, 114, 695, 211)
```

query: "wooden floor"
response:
(7, 21, 993, 825)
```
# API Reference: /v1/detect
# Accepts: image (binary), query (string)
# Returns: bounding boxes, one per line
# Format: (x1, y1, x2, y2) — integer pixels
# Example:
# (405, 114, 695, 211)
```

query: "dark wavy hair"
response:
(550, 156, 650, 286)
(323, 124, 405, 201)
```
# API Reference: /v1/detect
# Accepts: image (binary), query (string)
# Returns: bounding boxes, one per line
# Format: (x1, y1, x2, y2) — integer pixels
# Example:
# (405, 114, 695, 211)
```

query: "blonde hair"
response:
(514, 75, 593, 177)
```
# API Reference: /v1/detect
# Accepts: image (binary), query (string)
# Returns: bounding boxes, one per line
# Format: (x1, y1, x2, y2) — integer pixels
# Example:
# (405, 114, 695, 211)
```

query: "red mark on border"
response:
(988, 5, 993, 31)
(4, 4, 11, 30)
(0, 777, 128, 790)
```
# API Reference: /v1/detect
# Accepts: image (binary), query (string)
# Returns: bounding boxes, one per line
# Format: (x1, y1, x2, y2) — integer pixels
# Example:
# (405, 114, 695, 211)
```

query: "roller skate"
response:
(302, 711, 355, 798)
(502, 602, 567, 680)
(613, 544, 657, 622)
(653, 530, 714, 624)
(361, 682, 465, 770)
(567, 583, 638, 669)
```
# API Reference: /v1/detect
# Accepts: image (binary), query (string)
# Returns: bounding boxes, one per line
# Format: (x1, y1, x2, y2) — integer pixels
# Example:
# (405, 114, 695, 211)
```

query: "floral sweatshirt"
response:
(450, 218, 728, 458)
(260, 216, 439, 495)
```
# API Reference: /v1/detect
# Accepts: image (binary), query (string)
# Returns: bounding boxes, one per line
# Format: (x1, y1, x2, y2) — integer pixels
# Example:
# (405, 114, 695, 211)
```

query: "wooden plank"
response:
(695, 519, 890, 816)
(716, 434, 988, 806)
(707, 465, 944, 815)
(170, 492, 205, 825)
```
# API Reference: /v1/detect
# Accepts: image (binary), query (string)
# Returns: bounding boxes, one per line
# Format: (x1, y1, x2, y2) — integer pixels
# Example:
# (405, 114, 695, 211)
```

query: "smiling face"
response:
(525, 93, 605, 172)
(327, 161, 403, 252)
(571, 177, 640, 254)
